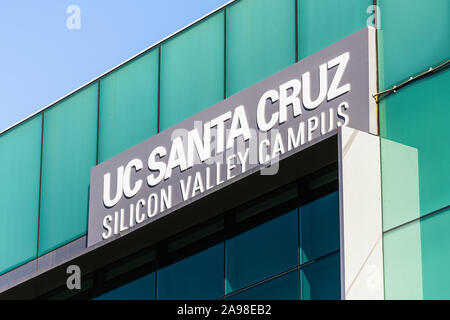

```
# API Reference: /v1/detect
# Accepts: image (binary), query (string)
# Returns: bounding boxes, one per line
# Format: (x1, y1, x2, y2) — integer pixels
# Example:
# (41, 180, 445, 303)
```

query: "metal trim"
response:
(35, 113, 45, 259)
(96, 80, 101, 165)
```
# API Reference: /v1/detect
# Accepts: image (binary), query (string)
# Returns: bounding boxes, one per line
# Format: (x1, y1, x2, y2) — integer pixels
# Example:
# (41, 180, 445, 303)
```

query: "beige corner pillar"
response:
(338, 126, 384, 300)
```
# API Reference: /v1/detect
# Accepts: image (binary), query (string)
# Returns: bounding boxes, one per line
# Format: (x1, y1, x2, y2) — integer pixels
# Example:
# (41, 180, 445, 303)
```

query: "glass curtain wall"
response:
(377, 0, 450, 299)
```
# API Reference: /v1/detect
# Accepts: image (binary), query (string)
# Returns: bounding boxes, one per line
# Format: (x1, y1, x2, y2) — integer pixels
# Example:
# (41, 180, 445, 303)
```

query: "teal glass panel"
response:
(98, 49, 158, 162)
(298, 0, 371, 59)
(157, 243, 225, 300)
(39, 83, 98, 255)
(0, 115, 41, 275)
(300, 253, 340, 300)
(226, 0, 295, 96)
(379, 70, 450, 216)
(94, 272, 155, 300)
(225, 210, 298, 294)
(421, 208, 450, 299)
(378, 0, 449, 89)
(160, 11, 224, 130)
(300, 191, 340, 263)
(383, 221, 423, 299)
(380, 138, 420, 231)
(227, 270, 299, 300)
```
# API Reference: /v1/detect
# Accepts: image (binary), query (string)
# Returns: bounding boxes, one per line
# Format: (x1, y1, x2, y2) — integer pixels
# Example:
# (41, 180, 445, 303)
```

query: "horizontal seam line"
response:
(383, 204, 450, 234)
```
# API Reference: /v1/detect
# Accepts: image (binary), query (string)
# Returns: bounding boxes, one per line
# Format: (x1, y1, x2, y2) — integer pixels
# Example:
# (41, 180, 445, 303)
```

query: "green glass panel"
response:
(227, 270, 299, 300)
(421, 208, 450, 299)
(157, 243, 225, 300)
(39, 84, 98, 255)
(160, 11, 224, 130)
(378, 0, 449, 89)
(0, 115, 41, 275)
(300, 191, 340, 263)
(383, 221, 423, 299)
(225, 209, 298, 294)
(94, 272, 155, 300)
(99, 49, 158, 162)
(300, 253, 340, 300)
(226, 0, 295, 96)
(298, 0, 371, 59)
(380, 138, 420, 231)
(380, 70, 450, 216)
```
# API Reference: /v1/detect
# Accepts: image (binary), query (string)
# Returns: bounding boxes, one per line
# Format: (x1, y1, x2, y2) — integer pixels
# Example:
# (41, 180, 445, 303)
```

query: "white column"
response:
(338, 126, 384, 299)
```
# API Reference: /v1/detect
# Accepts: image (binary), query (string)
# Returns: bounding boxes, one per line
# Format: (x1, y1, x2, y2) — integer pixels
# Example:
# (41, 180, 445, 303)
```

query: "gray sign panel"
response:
(88, 27, 376, 247)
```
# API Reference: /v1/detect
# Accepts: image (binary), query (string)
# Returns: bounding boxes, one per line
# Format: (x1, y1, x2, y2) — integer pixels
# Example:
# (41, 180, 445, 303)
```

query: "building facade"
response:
(0, 0, 449, 300)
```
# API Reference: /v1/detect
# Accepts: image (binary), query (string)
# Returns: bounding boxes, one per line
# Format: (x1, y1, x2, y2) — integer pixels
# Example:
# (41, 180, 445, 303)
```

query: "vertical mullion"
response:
(223, 231, 226, 298)
(224, 7, 227, 99)
(374, 0, 380, 135)
(96, 80, 101, 165)
(297, 206, 301, 300)
(224, 209, 235, 296)
(295, 0, 299, 62)
(36, 112, 45, 259)
(157, 45, 162, 133)
(297, 179, 302, 300)
(154, 269, 158, 300)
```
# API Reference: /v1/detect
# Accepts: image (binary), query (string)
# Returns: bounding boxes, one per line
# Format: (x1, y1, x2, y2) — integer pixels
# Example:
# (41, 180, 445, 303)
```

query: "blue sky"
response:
(0, 0, 229, 132)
